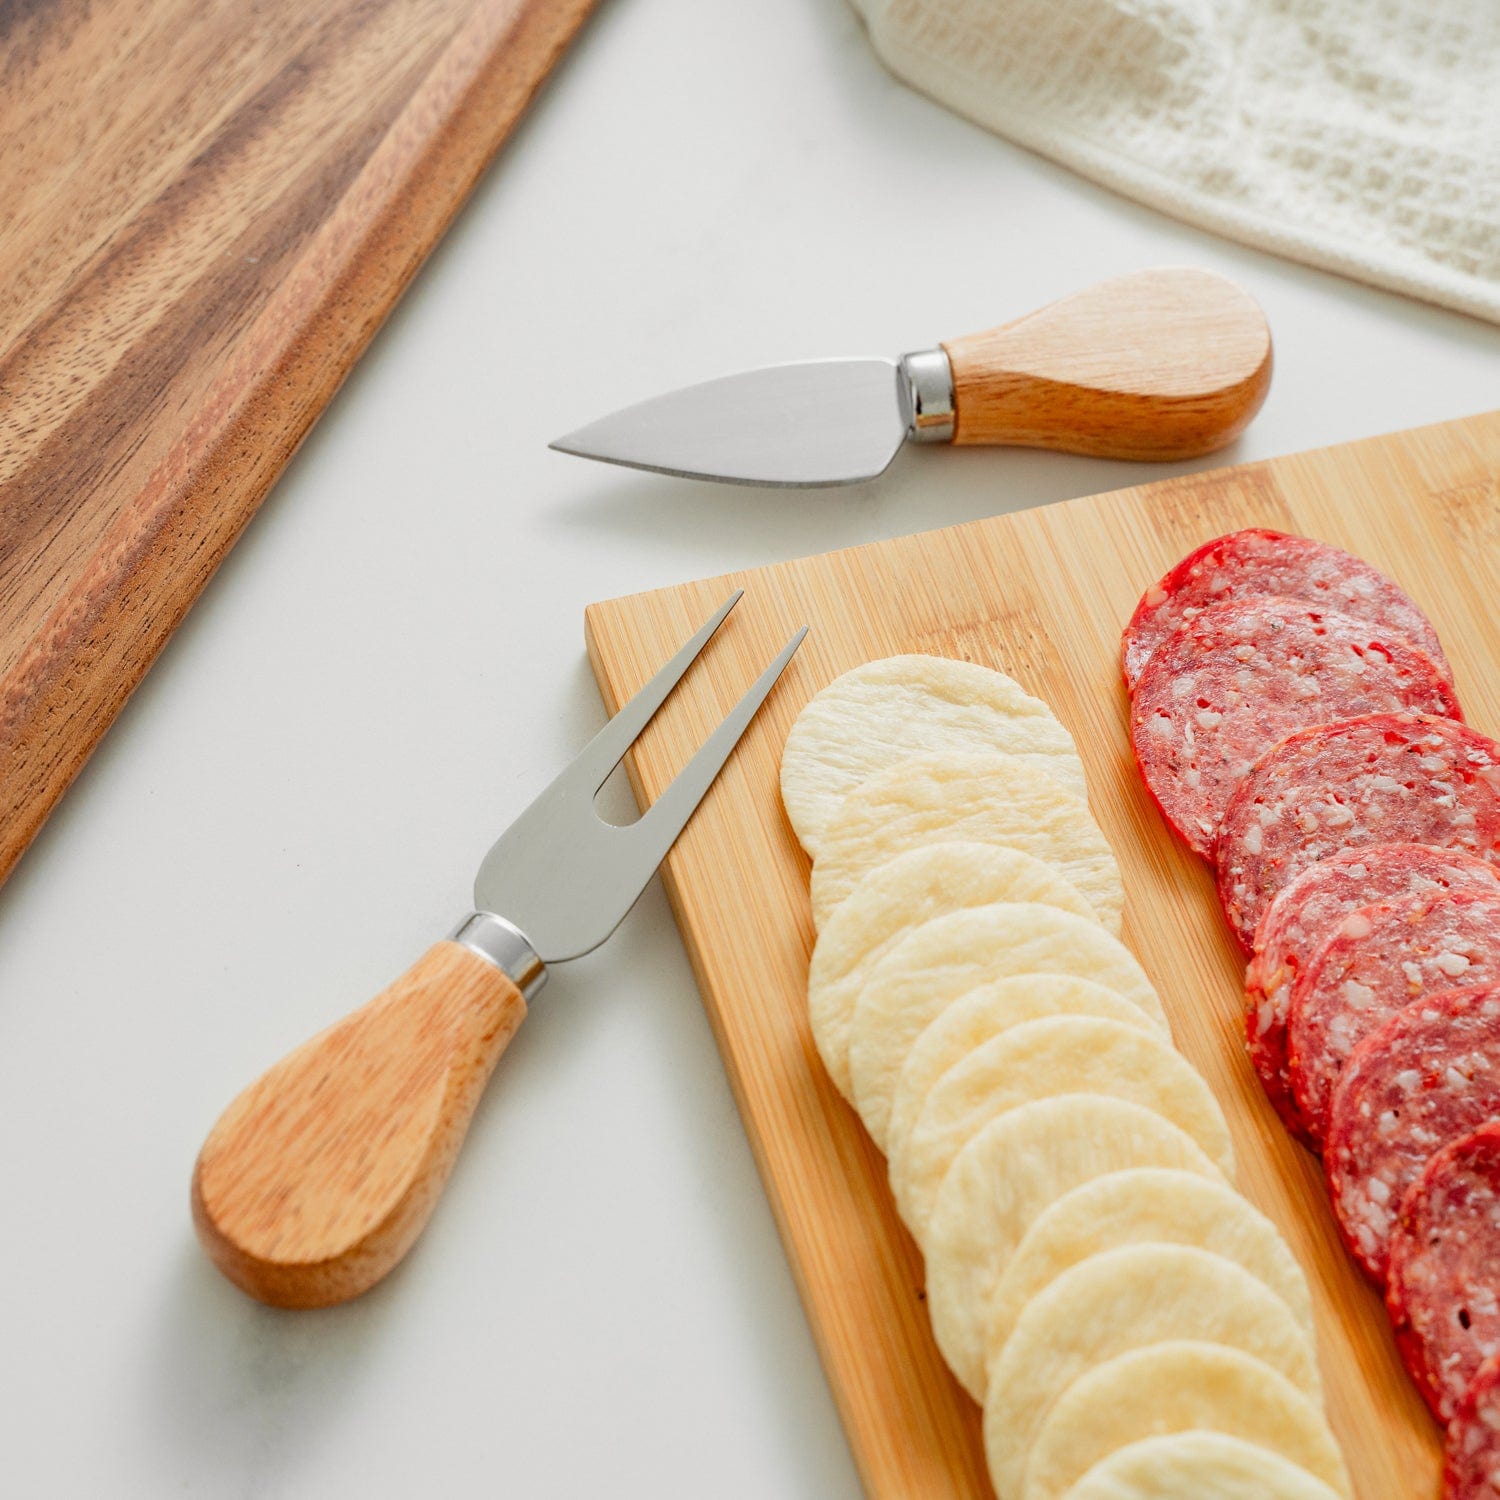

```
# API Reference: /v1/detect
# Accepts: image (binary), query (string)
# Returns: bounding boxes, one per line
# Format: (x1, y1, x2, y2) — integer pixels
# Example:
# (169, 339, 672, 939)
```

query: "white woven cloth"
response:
(848, 0, 1500, 323)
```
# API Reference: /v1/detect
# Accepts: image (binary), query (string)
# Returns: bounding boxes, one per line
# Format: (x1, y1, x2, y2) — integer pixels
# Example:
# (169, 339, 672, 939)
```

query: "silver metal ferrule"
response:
(898, 347, 956, 443)
(449, 911, 547, 1002)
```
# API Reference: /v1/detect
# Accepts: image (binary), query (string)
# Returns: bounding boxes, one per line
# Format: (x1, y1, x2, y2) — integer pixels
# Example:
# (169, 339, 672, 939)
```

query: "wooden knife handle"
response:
(191, 941, 525, 1309)
(940, 268, 1272, 460)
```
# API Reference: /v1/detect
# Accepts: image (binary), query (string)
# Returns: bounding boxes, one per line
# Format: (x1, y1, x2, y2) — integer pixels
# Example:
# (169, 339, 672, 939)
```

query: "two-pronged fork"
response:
(192, 592, 806, 1309)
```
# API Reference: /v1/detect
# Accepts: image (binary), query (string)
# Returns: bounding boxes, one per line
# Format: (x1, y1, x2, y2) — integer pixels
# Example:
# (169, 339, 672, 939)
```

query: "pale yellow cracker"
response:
(987, 1169, 1314, 1379)
(848, 904, 1166, 1151)
(890, 1018, 1233, 1239)
(1024, 1342, 1349, 1500)
(1056, 1432, 1344, 1500)
(779, 655, 1086, 859)
(887, 975, 1165, 1161)
(923, 1096, 1224, 1399)
(983, 1244, 1321, 1500)
(807, 843, 1099, 1103)
(810, 751, 1122, 932)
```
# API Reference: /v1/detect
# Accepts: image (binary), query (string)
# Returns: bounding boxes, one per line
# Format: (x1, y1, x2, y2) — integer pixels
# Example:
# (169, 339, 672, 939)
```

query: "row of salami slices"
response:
(1124, 527, 1500, 1495)
(779, 655, 1349, 1499)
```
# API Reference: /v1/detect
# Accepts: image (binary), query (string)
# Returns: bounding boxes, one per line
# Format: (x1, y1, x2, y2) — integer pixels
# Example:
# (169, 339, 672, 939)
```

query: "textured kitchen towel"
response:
(849, 0, 1500, 324)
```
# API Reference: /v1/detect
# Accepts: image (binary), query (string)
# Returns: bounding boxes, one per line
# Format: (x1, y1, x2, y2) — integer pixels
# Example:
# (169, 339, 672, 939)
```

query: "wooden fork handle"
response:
(939, 268, 1273, 460)
(191, 941, 525, 1309)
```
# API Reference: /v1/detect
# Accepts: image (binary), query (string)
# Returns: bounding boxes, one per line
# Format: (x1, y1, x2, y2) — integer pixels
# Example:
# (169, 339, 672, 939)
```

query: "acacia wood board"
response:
(0, 0, 599, 887)
(585, 409, 1500, 1499)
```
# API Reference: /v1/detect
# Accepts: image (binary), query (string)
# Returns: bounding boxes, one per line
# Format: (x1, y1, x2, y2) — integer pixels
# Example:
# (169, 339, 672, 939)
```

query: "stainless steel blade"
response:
(472, 594, 806, 962)
(549, 358, 908, 487)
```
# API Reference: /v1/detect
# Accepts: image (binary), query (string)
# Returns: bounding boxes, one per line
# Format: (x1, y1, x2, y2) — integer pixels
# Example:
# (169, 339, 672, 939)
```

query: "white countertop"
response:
(3, 1, 1497, 1495)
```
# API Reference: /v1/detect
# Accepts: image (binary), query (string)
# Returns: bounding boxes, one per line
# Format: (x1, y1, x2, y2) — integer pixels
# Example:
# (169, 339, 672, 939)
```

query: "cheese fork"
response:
(192, 592, 806, 1310)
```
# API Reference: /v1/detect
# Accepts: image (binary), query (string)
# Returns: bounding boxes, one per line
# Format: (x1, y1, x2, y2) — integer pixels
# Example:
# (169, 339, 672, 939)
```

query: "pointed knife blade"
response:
(550, 357, 910, 487)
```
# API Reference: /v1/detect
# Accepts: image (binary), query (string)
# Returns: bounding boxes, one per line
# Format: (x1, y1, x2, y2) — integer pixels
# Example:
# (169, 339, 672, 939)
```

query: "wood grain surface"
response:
(943, 268, 1272, 459)
(584, 410, 1500, 1499)
(193, 940, 526, 1310)
(0, 0, 599, 888)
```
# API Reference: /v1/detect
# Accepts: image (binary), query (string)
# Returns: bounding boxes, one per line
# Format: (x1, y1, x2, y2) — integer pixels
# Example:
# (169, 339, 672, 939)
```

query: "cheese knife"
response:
(551, 268, 1272, 486)
(192, 592, 805, 1309)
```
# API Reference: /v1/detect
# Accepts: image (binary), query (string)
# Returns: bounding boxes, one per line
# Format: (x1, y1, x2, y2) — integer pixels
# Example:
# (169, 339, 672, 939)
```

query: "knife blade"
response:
(551, 268, 1272, 486)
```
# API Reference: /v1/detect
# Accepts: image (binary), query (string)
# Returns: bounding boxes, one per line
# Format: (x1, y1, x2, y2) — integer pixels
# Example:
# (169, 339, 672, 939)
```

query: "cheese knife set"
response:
(190, 265, 1275, 1309)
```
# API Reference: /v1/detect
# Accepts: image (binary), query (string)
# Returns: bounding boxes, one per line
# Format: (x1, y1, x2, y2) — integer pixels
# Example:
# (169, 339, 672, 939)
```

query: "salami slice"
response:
(1245, 845, 1500, 1145)
(1446, 1351, 1500, 1499)
(1325, 985, 1500, 1283)
(1121, 528, 1452, 690)
(1215, 714, 1500, 951)
(1387, 1121, 1500, 1422)
(1131, 598, 1461, 855)
(1287, 890, 1500, 1142)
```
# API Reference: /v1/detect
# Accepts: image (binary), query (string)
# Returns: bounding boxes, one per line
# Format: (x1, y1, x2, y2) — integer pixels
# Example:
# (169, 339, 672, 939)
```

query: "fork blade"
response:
(622, 626, 808, 879)
(473, 600, 804, 964)
(570, 589, 743, 793)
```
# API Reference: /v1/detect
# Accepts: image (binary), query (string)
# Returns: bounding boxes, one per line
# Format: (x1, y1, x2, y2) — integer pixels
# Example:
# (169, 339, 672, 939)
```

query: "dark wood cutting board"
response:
(0, 0, 599, 885)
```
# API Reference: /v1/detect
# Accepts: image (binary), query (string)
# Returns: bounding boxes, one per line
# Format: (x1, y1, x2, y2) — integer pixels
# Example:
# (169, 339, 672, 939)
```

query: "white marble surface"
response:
(2, 1, 1497, 1495)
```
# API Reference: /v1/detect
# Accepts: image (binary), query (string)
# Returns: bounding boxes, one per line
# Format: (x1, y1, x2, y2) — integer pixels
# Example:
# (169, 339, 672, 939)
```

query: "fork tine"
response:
(623, 624, 808, 874)
(475, 608, 808, 963)
(572, 590, 744, 792)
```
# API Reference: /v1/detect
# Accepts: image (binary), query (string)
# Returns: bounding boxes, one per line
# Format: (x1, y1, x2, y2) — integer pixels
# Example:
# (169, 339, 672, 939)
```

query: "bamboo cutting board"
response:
(585, 409, 1500, 1500)
(0, 0, 598, 888)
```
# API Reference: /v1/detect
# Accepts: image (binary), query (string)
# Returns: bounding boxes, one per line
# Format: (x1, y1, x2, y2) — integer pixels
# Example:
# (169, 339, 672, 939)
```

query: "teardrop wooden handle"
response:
(941, 268, 1272, 460)
(191, 941, 525, 1309)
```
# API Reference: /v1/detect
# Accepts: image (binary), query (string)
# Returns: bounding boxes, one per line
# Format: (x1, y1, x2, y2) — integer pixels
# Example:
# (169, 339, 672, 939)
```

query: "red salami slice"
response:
(1246, 846, 1500, 1145)
(1122, 528, 1453, 690)
(1325, 985, 1500, 1283)
(1131, 598, 1461, 855)
(1447, 1351, 1500, 1499)
(1387, 1121, 1500, 1423)
(1288, 890, 1500, 1142)
(1216, 714, 1500, 951)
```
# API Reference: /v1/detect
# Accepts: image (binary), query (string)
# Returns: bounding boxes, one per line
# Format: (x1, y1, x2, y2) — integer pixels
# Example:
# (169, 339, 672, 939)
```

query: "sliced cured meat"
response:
(1287, 889, 1500, 1142)
(1131, 598, 1461, 855)
(1446, 1351, 1500, 1499)
(1245, 845, 1500, 1145)
(1387, 1121, 1500, 1423)
(1121, 528, 1452, 690)
(1325, 985, 1500, 1283)
(1215, 714, 1500, 952)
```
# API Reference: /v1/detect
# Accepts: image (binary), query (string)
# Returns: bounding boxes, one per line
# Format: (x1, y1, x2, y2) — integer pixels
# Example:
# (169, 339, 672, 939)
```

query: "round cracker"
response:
(809, 751, 1122, 932)
(987, 1169, 1314, 1380)
(1024, 1341, 1349, 1500)
(887, 975, 1166, 1160)
(890, 1019, 1233, 1238)
(808, 843, 1101, 1102)
(924, 1096, 1224, 1399)
(1056, 1432, 1344, 1500)
(849, 904, 1166, 1150)
(780, 655, 1086, 859)
(983, 1244, 1321, 1499)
